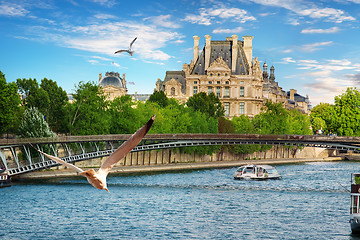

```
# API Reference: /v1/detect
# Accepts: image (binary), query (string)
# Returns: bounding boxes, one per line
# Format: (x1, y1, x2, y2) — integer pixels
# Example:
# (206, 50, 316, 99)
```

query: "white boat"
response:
(234, 164, 281, 180)
(350, 173, 360, 234)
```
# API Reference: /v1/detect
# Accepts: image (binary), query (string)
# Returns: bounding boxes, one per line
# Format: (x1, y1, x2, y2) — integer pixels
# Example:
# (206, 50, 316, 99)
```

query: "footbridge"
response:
(1, 134, 359, 176)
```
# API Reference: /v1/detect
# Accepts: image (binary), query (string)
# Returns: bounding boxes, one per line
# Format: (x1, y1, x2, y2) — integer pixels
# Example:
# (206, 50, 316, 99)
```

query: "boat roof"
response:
(238, 164, 276, 169)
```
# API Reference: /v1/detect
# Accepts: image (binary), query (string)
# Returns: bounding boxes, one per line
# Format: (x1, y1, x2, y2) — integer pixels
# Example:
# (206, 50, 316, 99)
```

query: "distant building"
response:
(99, 72, 127, 101)
(156, 34, 311, 117)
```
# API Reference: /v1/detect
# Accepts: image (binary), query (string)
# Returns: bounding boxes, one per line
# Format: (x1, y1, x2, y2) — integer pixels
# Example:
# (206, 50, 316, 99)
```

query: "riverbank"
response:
(15, 156, 343, 179)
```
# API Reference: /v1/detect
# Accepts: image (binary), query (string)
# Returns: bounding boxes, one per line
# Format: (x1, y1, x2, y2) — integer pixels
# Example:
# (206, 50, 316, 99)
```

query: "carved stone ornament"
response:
(207, 56, 231, 72)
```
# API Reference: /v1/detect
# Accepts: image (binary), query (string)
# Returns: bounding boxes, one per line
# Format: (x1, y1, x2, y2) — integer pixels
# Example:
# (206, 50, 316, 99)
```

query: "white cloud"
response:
(212, 26, 244, 34)
(248, 0, 355, 23)
(144, 15, 181, 28)
(0, 3, 28, 16)
(183, 6, 256, 25)
(281, 57, 296, 63)
(301, 26, 340, 34)
(300, 41, 333, 52)
(88, 0, 116, 7)
(24, 20, 183, 61)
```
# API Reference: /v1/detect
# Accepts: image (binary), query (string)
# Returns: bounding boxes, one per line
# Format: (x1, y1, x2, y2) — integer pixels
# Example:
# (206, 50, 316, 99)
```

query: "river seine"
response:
(1, 161, 360, 239)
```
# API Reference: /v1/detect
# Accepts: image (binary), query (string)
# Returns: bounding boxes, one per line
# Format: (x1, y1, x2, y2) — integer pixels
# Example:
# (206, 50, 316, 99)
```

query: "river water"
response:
(1, 161, 360, 239)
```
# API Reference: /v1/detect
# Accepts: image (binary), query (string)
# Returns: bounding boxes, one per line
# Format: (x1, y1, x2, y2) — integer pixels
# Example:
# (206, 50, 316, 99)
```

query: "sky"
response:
(1, 0, 360, 106)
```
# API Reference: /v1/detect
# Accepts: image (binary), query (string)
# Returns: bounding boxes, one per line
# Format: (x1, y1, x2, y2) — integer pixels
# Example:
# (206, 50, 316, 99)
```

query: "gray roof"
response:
(100, 72, 124, 89)
(287, 91, 307, 102)
(162, 71, 186, 94)
(191, 40, 249, 75)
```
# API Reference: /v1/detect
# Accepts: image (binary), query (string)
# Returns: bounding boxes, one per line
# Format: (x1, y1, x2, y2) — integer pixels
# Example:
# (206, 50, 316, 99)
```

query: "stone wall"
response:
(74, 146, 332, 169)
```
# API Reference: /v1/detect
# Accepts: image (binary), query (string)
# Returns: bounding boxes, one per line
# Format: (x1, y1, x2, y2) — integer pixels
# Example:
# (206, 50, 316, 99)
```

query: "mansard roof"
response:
(287, 91, 307, 102)
(190, 40, 249, 75)
(162, 71, 186, 93)
(100, 71, 124, 89)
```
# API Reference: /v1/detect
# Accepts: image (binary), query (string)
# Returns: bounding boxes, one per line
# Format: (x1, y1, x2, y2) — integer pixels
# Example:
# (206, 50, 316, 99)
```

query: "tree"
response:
(16, 78, 50, 114)
(334, 87, 360, 136)
(0, 71, 22, 135)
(148, 90, 169, 108)
(18, 107, 55, 138)
(287, 109, 312, 135)
(186, 92, 224, 118)
(108, 95, 139, 134)
(40, 78, 68, 133)
(68, 81, 110, 135)
(252, 101, 288, 135)
(309, 103, 336, 134)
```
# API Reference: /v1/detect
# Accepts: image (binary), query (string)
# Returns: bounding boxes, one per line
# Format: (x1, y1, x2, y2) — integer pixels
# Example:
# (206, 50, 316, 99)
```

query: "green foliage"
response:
(0, 71, 22, 135)
(186, 92, 224, 118)
(40, 78, 68, 133)
(108, 95, 139, 134)
(148, 90, 169, 108)
(252, 101, 288, 135)
(231, 115, 261, 154)
(18, 107, 55, 138)
(16, 78, 50, 114)
(310, 103, 336, 134)
(287, 109, 312, 135)
(68, 81, 110, 135)
(334, 87, 360, 136)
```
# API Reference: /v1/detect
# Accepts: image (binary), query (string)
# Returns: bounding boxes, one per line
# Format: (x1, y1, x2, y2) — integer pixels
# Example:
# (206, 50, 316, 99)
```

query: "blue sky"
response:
(1, 0, 360, 106)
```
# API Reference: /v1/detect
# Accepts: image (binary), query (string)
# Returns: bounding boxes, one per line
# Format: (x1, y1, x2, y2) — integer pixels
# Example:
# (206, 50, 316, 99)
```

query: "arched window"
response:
(171, 87, 175, 96)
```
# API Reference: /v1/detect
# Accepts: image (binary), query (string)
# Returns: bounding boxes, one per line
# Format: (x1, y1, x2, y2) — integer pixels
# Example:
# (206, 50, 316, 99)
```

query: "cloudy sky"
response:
(1, 0, 360, 106)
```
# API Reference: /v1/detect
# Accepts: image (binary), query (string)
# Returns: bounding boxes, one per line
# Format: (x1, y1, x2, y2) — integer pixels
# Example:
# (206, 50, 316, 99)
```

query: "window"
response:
(224, 102, 230, 117)
(171, 87, 175, 96)
(240, 81, 244, 85)
(239, 102, 244, 115)
(240, 86, 244, 97)
(216, 86, 221, 98)
(225, 81, 229, 85)
(210, 73, 213, 76)
(224, 86, 229, 98)
(208, 81, 212, 84)
(193, 86, 198, 95)
(217, 81, 220, 84)
(225, 73, 228, 76)
(217, 73, 220, 76)
(193, 81, 197, 84)
(208, 86, 212, 95)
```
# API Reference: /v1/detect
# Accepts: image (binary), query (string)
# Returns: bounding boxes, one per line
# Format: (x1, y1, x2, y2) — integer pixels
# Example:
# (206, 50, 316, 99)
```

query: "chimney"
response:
(122, 73, 126, 88)
(204, 34, 211, 71)
(231, 34, 238, 72)
(242, 36, 254, 69)
(290, 89, 297, 101)
(99, 73, 102, 83)
(193, 35, 200, 64)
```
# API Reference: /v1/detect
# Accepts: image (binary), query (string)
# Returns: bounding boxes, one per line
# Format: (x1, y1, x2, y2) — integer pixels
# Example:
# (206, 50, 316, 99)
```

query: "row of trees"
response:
(309, 87, 360, 136)
(2, 70, 359, 154)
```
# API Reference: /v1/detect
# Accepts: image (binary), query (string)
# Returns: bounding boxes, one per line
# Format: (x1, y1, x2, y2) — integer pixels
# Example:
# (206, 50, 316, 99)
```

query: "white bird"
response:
(114, 37, 137, 56)
(32, 115, 155, 192)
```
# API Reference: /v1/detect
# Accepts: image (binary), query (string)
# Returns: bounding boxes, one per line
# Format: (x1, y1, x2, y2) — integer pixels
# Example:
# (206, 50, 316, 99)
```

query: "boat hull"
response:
(350, 216, 360, 234)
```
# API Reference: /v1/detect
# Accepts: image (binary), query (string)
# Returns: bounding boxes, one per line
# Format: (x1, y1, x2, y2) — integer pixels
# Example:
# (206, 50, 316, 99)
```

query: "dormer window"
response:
(217, 73, 220, 76)
(208, 81, 212, 84)
(210, 73, 213, 77)
(225, 81, 229, 85)
(194, 81, 198, 84)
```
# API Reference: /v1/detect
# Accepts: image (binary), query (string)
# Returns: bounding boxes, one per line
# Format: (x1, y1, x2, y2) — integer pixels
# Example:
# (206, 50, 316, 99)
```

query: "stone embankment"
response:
(17, 156, 342, 179)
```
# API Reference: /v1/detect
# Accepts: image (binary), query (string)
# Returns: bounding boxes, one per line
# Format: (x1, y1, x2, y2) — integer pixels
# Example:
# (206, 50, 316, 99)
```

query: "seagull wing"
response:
(114, 49, 127, 54)
(31, 145, 84, 173)
(99, 115, 155, 176)
(129, 37, 137, 48)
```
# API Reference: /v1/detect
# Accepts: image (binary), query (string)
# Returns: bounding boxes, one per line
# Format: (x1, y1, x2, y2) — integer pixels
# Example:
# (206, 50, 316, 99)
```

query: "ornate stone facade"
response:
(99, 72, 127, 101)
(156, 34, 311, 117)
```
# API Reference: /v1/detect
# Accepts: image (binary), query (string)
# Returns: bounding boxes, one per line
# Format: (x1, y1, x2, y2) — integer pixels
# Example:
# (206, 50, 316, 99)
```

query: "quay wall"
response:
(73, 146, 333, 169)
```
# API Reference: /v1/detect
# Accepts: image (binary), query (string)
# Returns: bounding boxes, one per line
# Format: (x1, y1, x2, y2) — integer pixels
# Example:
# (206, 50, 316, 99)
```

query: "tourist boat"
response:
(350, 173, 360, 234)
(234, 164, 281, 180)
(0, 168, 11, 188)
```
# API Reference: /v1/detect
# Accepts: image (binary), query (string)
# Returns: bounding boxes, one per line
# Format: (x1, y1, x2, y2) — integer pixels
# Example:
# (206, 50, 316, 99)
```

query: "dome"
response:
(100, 72, 124, 89)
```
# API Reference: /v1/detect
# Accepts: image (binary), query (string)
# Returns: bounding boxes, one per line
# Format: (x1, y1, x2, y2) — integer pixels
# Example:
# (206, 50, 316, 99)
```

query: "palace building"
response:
(99, 71, 127, 101)
(156, 34, 311, 118)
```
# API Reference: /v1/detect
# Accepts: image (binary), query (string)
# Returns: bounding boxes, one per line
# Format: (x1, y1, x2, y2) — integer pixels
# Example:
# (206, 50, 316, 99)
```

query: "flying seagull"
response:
(114, 37, 137, 56)
(32, 115, 155, 192)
